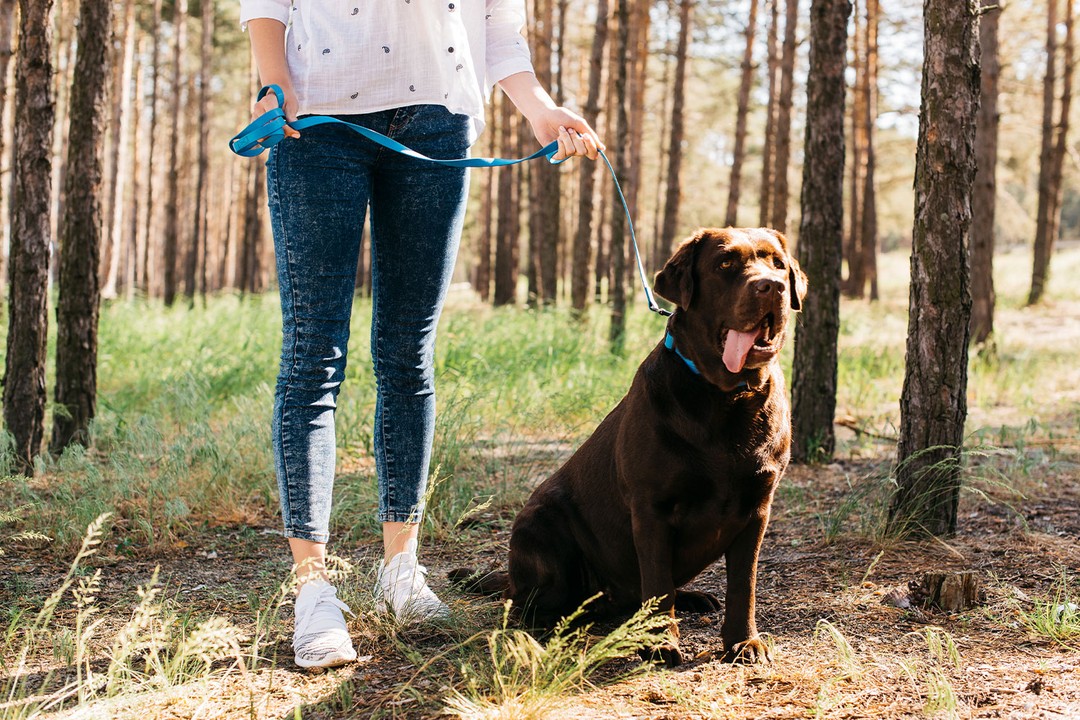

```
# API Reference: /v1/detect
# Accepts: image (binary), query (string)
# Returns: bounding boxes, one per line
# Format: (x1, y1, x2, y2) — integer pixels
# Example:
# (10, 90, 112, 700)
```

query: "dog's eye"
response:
(719, 259, 734, 270)
(773, 257, 786, 270)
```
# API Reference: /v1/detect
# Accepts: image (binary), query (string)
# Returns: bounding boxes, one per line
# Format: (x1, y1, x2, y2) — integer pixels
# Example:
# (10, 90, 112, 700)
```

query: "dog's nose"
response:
(754, 278, 786, 295)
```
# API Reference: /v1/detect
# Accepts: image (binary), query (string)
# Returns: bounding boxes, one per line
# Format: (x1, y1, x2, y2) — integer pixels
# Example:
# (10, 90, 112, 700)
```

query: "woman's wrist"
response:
(497, 71, 557, 125)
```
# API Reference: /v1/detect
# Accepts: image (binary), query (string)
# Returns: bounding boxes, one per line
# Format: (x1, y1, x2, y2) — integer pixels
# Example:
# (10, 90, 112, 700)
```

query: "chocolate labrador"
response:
(454, 227, 807, 666)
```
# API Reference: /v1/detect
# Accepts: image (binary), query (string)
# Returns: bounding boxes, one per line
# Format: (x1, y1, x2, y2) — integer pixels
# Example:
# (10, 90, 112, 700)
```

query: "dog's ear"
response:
(787, 254, 808, 311)
(764, 228, 807, 311)
(653, 231, 705, 309)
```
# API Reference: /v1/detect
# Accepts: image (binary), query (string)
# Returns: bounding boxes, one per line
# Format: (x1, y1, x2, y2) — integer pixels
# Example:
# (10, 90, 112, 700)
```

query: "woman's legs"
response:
(369, 106, 471, 557)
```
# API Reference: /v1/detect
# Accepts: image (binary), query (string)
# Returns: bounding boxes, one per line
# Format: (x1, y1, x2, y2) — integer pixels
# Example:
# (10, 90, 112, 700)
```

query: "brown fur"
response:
(454, 228, 807, 666)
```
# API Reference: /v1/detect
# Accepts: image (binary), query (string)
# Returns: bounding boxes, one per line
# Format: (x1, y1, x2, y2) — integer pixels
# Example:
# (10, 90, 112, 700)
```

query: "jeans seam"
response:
(273, 149, 303, 537)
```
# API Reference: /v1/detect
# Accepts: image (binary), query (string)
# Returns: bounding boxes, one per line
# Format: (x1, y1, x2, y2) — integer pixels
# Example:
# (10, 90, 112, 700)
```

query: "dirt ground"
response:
(5, 438, 1079, 720)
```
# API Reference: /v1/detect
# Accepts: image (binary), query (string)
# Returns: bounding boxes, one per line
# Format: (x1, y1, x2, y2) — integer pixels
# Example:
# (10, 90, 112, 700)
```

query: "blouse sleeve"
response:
(485, 0, 535, 85)
(239, 0, 291, 30)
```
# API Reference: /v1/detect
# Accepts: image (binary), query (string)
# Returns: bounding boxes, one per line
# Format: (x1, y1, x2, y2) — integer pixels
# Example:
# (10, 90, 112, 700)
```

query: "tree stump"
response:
(914, 572, 983, 612)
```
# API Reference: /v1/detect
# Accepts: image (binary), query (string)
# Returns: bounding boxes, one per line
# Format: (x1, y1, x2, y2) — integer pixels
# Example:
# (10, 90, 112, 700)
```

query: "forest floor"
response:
(6, 429, 1080, 720)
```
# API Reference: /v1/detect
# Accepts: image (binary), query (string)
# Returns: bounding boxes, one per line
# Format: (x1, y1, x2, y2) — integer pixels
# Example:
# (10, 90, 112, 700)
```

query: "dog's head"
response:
(653, 227, 807, 387)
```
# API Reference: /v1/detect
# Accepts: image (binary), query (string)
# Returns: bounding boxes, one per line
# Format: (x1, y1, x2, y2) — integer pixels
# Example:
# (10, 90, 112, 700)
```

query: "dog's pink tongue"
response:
(723, 329, 758, 374)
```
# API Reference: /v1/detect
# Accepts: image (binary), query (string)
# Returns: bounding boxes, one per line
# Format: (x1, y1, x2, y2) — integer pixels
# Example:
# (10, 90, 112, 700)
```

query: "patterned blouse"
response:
(239, 1, 536, 141)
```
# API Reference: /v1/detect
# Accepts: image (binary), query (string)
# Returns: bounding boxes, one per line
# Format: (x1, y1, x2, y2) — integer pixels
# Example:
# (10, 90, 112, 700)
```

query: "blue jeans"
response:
(267, 104, 470, 543)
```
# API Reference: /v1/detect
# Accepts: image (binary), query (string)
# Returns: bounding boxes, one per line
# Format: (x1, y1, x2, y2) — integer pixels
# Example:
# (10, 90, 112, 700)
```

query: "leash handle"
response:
(229, 85, 670, 317)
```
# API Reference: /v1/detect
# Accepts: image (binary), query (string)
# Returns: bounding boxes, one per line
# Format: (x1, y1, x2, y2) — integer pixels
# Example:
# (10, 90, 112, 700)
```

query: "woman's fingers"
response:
(252, 90, 300, 140)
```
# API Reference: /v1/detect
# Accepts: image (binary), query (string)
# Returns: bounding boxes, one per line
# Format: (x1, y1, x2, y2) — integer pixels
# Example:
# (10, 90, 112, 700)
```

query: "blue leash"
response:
(230, 85, 670, 317)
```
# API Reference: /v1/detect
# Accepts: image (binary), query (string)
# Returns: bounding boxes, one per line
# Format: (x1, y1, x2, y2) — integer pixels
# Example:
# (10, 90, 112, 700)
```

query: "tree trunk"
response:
(859, 0, 879, 301)
(1038, 0, 1075, 305)
(660, 0, 693, 258)
(888, 0, 979, 539)
(475, 108, 495, 302)
(141, 0, 163, 295)
(239, 160, 265, 295)
(1029, 0, 1059, 305)
(609, 0, 631, 351)
(971, 1, 1001, 345)
(772, 0, 799, 232)
(102, 0, 135, 300)
(162, 0, 186, 306)
(791, 0, 851, 463)
(760, 0, 780, 228)
(844, 0, 865, 297)
(571, 0, 609, 314)
(51, 0, 111, 453)
(625, 0, 651, 236)
(528, 0, 560, 306)
(5, 0, 55, 474)
(494, 92, 519, 306)
(125, 33, 146, 299)
(49, 0, 73, 282)
(187, 0, 213, 303)
(0, 0, 16, 299)
(725, 0, 760, 227)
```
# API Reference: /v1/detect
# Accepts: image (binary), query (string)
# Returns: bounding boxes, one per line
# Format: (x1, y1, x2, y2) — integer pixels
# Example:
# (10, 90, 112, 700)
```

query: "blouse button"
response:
(448, 2, 455, 9)
(448, 46, 454, 53)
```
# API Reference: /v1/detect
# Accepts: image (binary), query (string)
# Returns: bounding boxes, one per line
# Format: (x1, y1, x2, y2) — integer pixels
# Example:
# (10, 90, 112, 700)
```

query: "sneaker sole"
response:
(293, 648, 358, 669)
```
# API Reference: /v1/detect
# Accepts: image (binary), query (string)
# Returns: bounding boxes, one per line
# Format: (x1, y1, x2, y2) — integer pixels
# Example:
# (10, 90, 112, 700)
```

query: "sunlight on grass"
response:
(442, 597, 669, 719)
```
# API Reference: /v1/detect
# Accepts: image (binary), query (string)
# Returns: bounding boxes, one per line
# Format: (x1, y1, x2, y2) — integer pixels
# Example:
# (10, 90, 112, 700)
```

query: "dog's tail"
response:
(448, 567, 509, 596)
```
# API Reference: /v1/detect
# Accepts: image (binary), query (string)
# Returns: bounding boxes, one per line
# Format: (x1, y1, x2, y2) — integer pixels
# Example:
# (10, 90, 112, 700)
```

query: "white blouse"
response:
(239, 1, 535, 141)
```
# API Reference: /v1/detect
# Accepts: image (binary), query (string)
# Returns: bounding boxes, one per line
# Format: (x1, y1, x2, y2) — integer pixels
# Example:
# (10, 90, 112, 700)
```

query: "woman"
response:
(240, 0, 602, 668)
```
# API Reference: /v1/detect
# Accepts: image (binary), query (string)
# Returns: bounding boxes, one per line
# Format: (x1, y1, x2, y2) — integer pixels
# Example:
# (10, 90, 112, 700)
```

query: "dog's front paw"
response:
(721, 636, 772, 664)
(640, 640, 683, 667)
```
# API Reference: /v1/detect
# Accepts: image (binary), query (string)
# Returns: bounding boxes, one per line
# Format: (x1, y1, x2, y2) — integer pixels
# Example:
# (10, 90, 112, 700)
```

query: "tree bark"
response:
(0, 0, 15, 298)
(5, 0, 55, 474)
(102, 0, 135, 300)
(760, 0, 780, 228)
(528, 0, 560, 306)
(493, 92, 519, 306)
(571, 0, 609, 314)
(888, 0, 979, 538)
(1029, 0, 1059, 305)
(859, 0, 879, 301)
(140, 0, 163, 295)
(791, 0, 851, 463)
(51, 0, 111, 453)
(971, 1, 1002, 345)
(844, 0, 865, 297)
(475, 107, 495, 302)
(725, 0, 760, 227)
(660, 0, 693, 258)
(609, 0, 631, 351)
(162, 0, 186, 306)
(187, 0, 213, 303)
(1032, 0, 1074, 306)
(771, 0, 799, 232)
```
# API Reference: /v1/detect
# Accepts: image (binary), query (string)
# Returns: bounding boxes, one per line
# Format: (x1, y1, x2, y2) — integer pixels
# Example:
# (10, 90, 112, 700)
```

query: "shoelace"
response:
(296, 584, 352, 637)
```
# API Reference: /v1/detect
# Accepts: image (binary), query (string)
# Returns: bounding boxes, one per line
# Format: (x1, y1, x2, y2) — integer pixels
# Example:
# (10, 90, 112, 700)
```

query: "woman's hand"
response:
(252, 83, 301, 140)
(246, 18, 300, 139)
(498, 71, 605, 162)
(528, 106, 604, 162)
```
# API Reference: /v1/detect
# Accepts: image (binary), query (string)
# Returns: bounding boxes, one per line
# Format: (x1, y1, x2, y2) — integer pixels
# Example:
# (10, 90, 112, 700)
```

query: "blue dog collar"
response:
(664, 332, 701, 375)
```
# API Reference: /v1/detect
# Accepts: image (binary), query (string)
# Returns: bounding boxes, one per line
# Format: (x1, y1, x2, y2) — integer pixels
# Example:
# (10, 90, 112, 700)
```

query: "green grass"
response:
(2, 248, 1080, 551)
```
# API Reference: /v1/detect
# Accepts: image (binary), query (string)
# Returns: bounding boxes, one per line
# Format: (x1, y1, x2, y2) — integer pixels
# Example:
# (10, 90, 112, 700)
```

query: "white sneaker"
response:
(376, 539, 450, 622)
(292, 579, 358, 669)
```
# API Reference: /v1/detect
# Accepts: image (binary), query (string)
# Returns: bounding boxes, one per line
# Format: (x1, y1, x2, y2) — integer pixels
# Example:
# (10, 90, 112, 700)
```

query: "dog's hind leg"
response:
(447, 568, 509, 596)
